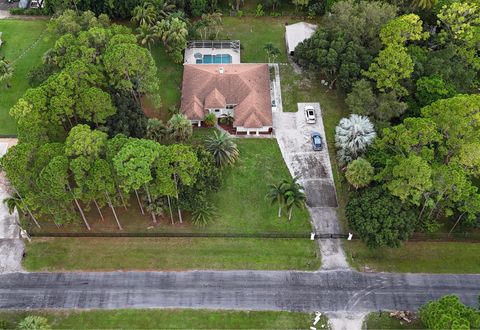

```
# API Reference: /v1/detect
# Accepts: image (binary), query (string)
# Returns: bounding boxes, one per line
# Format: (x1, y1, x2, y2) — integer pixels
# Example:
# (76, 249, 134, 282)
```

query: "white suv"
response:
(304, 106, 316, 124)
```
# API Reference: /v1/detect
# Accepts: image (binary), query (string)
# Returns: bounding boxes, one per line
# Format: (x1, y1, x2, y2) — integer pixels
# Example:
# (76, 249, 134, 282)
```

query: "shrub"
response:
(189, 0, 208, 16)
(346, 186, 418, 248)
(203, 113, 217, 127)
(0, 320, 13, 330)
(419, 295, 480, 329)
(17, 316, 51, 330)
(10, 8, 48, 15)
(191, 201, 216, 227)
(345, 158, 374, 189)
(255, 4, 265, 16)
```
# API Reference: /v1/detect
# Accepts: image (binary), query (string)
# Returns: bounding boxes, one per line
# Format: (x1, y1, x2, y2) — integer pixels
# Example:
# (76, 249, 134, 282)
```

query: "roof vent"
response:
(219, 67, 224, 74)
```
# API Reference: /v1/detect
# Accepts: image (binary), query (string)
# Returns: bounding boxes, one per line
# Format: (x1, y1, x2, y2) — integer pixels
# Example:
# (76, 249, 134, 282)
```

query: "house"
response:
(285, 22, 317, 56)
(180, 64, 273, 135)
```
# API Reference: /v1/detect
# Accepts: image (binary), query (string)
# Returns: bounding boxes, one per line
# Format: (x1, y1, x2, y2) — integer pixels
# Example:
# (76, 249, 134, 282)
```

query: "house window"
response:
(226, 105, 235, 109)
(214, 109, 221, 113)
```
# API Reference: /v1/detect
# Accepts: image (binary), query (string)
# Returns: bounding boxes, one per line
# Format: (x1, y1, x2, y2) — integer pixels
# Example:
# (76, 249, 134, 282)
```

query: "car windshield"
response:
(308, 110, 314, 116)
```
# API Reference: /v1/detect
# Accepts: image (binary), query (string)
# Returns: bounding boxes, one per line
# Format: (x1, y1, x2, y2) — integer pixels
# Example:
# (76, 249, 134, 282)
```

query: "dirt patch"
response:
(141, 96, 170, 122)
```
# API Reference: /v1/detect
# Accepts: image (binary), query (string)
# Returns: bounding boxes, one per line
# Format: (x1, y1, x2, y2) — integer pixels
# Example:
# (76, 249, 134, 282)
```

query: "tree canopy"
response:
(346, 186, 419, 248)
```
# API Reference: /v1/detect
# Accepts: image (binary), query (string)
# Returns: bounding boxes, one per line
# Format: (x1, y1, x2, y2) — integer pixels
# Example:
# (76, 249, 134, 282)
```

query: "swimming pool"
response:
(196, 54, 232, 64)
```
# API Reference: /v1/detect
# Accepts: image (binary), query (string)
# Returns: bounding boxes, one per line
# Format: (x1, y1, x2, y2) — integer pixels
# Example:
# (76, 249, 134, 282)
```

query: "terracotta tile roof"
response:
(180, 64, 272, 128)
(183, 96, 206, 120)
(205, 88, 226, 109)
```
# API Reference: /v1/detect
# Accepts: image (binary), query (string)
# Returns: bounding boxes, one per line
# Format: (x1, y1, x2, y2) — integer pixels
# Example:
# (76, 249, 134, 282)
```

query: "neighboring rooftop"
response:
(285, 22, 317, 55)
(180, 64, 272, 128)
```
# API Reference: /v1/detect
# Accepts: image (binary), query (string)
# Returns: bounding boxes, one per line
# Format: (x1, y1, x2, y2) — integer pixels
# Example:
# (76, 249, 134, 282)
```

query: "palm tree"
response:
(412, 0, 436, 9)
(281, 177, 306, 221)
(146, 118, 169, 143)
(266, 183, 287, 218)
(156, 17, 188, 47)
(148, 0, 176, 19)
(3, 193, 41, 228)
(136, 23, 157, 51)
(3, 196, 20, 216)
(335, 114, 376, 166)
(131, 3, 157, 27)
(264, 42, 280, 63)
(0, 59, 13, 88)
(167, 113, 192, 142)
(220, 113, 234, 126)
(205, 131, 239, 167)
(199, 13, 223, 40)
(155, 17, 188, 62)
(191, 202, 216, 227)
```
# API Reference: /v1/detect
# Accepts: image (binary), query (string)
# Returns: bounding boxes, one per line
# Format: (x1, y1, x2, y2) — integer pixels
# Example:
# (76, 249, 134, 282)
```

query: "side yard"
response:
(0, 19, 54, 135)
(24, 138, 320, 271)
(0, 310, 328, 329)
(346, 241, 480, 273)
(279, 64, 350, 231)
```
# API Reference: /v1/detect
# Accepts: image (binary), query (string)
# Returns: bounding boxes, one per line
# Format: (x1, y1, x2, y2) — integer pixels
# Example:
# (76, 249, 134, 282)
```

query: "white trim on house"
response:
(190, 120, 202, 127)
(207, 107, 234, 117)
(236, 126, 271, 135)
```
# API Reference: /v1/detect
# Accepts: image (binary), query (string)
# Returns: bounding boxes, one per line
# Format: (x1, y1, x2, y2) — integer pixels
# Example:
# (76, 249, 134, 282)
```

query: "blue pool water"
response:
(196, 54, 232, 64)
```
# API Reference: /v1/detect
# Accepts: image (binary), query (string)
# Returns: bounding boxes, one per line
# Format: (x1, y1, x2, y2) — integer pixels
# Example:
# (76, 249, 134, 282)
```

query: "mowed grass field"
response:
(221, 16, 291, 63)
(144, 44, 183, 120)
(0, 19, 54, 135)
(24, 237, 319, 271)
(0, 310, 328, 329)
(346, 240, 480, 273)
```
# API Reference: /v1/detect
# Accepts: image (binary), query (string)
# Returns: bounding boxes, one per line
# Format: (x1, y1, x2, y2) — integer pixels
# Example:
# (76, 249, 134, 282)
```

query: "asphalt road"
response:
(1, 270, 479, 312)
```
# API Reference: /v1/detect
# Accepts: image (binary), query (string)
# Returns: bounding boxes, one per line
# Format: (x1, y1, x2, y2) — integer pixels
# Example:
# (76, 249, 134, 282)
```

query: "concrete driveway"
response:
(273, 103, 348, 269)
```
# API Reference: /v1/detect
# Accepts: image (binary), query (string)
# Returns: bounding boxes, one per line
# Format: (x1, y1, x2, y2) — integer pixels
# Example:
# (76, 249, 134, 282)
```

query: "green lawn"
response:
(24, 237, 319, 271)
(363, 313, 424, 330)
(146, 44, 183, 120)
(0, 309, 328, 329)
(221, 16, 292, 63)
(0, 19, 54, 135)
(209, 138, 312, 234)
(346, 240, 480, 273)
